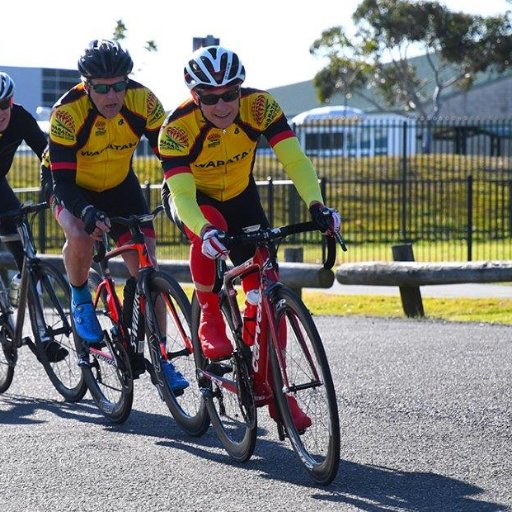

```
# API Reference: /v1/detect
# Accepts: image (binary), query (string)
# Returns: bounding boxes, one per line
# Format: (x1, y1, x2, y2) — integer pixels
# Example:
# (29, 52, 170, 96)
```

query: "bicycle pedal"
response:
(206, 362, 232, 376)
(77, 354, 90, 368)
(19, 336, 31, 347)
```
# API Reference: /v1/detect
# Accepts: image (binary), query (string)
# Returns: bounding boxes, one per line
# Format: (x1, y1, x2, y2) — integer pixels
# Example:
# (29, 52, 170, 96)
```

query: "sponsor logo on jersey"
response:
(51, 110, 75, 141)
(196, 150, 251, 169)
(147, 91, 165, 124)
(80, 141, 138, 157)
(95, 120, 106, 136)
(207, 132, 221, 148)
(160, 125, 188, 152)
(251, 94, 280, 128)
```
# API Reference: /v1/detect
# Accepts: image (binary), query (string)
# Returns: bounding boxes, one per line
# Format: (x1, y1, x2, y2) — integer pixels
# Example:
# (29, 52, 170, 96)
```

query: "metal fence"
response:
(7, 117, 512, 264)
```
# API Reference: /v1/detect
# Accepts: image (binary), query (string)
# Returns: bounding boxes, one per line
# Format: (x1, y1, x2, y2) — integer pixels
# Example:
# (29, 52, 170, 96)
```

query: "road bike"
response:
(75, 206, 209, 431)
(0, 201, 86, 401)
(189, 221, 346, 485)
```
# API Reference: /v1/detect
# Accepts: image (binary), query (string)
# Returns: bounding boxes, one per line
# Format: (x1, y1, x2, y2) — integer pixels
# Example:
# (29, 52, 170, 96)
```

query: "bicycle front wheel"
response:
(75, 270, 133, 423)
(191, 292, 257, 463)
(29, 261, 87, 402)
(146, 271, 209, 436)
(0, 285, 16, 393)
(269, 286, 340, 486)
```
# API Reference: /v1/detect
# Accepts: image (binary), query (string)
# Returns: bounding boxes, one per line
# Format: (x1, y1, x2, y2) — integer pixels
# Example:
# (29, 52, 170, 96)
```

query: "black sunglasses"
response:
(0, 99, 11, 110)
(89, 79, 129, 94)
(198, 87, 240, 106)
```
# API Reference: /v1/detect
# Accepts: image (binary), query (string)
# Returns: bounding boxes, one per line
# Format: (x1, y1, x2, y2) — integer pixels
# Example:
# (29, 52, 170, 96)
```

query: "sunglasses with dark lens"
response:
(198, 87, 240, 106)
(89, 80, 129, 94)
(0, 99, 11, 110)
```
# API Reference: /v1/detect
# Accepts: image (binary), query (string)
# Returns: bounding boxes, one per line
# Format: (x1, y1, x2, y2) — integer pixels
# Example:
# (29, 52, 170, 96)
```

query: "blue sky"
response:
(2, 0, 509, 109)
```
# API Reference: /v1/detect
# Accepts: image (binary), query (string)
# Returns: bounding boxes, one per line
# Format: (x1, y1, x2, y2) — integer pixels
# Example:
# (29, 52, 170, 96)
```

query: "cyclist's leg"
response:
(186, 206, 232, 360)
(56, 207, 102, 345)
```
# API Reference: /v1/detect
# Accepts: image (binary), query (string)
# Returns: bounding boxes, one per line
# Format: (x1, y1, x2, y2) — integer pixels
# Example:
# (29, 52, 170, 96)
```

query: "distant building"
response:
(0, 65, 80, 118)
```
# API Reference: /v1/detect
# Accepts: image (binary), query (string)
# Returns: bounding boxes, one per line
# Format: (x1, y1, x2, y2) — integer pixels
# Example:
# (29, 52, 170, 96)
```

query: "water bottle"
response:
(8, 273, 22, 308)
(242, 289, 259, 347)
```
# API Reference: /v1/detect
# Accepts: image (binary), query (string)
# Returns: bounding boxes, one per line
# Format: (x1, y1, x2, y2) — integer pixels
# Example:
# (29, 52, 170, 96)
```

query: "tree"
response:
(310, 0, 512, 119)
(112, 19, 158, 72)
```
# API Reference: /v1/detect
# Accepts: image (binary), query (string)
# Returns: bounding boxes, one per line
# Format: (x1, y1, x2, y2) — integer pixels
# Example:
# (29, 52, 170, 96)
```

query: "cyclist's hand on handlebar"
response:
(309, 202, 341, 236)
(201, 226, 229, 260)
(81, 206, 111, 239)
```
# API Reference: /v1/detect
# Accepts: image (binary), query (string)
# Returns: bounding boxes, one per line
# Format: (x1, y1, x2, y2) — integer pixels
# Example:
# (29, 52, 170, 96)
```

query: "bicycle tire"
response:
(28, 261, 87, 402)
(75, 269, 133, 423)
(191, 292, 257, 463)
(0, 282, 16, 393)
(268, 286, 340, 486)
(145, 271, 209, 436)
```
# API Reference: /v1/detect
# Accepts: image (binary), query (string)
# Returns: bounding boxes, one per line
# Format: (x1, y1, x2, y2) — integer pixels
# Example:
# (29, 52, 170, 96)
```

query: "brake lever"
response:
(335, 231, 348, 252)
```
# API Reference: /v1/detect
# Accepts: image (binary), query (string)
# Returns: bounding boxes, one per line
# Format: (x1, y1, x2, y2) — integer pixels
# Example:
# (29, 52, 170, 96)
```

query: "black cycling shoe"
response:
(43, 340, 69, 363)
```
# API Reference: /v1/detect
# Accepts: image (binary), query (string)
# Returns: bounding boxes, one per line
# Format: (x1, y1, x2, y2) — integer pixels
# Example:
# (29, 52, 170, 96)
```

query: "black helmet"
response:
(78, 39, 133, 79)
(184, 46, 245, 90)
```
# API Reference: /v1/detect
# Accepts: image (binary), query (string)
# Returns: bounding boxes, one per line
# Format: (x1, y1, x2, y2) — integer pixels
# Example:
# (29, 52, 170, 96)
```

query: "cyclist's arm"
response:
(165, 172, 209, 236)
(48, 107, 90, 218)
(21, 107, 47, 160)
(272, 136, 323, 207)
(143, 88, 166, 158)
(49, 143, 89, 218)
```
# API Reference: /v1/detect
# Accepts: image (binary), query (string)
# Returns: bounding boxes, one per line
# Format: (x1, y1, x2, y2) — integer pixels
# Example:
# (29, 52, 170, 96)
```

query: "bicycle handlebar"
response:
(0, 201, 49, 221)
(219, 221, 347, 270)
(92, 205, 164, 263)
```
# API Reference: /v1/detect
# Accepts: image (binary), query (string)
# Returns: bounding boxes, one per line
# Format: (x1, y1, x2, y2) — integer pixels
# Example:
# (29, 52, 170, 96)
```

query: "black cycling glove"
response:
(81, 206, 108, 235)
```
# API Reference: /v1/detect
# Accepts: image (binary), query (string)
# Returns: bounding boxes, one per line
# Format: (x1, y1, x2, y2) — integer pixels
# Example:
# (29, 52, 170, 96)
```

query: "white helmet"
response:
(0, 72, 15, 101)
(184, 46, 245, 90)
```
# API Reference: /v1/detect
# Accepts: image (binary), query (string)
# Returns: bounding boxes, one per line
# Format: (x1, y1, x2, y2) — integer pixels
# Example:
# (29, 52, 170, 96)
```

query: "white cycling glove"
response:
(309, 203, 342, 235)
(201, 226, 229, 260)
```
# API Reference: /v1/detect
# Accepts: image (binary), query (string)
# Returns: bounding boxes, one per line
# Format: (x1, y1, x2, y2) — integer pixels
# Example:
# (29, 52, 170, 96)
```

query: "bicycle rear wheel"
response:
(269, 286, 340, 485)
(0, 283, 16, 393)
(28, 261, 87, 402)
(145, 271, 209, 436)
(191, 292, 257, 463)
(75, 270, 133, 423)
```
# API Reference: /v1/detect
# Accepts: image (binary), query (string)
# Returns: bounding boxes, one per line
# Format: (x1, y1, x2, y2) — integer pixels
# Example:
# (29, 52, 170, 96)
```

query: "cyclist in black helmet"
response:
(47, 39, 188, 391)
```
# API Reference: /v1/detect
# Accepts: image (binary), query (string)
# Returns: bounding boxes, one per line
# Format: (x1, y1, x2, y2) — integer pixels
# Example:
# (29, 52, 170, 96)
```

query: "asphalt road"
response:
(1, 316, 511, 512)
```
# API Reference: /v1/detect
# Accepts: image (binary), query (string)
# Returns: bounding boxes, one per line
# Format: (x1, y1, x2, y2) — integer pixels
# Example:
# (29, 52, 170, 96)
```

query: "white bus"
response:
(291, 106, 416, 157)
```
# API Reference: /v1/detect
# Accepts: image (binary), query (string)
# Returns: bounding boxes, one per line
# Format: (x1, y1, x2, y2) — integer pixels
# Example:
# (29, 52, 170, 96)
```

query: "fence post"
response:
(466, 174, 473, 262)
(392, 243, 424, 318)
(38, 188, 46, 254)
(144, 180, 151, 210)
(267, 176, 274, 227)
(284, 247, 304, 297)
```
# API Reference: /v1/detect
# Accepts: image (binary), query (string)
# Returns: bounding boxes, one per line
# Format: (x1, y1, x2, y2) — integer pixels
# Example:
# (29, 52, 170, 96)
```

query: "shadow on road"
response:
(309, 460, 508, 512)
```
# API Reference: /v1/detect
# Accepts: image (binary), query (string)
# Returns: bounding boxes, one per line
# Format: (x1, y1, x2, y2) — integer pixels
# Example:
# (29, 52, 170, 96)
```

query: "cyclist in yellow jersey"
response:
(48, 39, 188, 391)
(160, 46, 341, 430)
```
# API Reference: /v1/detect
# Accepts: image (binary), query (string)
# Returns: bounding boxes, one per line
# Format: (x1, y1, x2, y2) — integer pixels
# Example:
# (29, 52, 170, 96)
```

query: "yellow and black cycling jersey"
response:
(49, 79, 165, 218)
(160, 87, 323, 236)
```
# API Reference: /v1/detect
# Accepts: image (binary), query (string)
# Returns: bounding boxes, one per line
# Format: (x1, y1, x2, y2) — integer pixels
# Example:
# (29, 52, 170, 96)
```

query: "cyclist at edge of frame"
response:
(0, 72, 68, 362)
(159, 45, 342, 430)
(46, 39, 188, 391)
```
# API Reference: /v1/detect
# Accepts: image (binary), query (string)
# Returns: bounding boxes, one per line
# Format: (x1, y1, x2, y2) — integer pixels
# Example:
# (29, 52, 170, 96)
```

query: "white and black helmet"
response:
(0, 72, 15, 101)
(184, 46, 245, 90)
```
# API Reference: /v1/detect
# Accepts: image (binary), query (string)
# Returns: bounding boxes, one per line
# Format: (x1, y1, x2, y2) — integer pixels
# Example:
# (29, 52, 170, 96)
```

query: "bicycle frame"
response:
(90, 216, 192, 369)
(0, 205, 59, 349)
